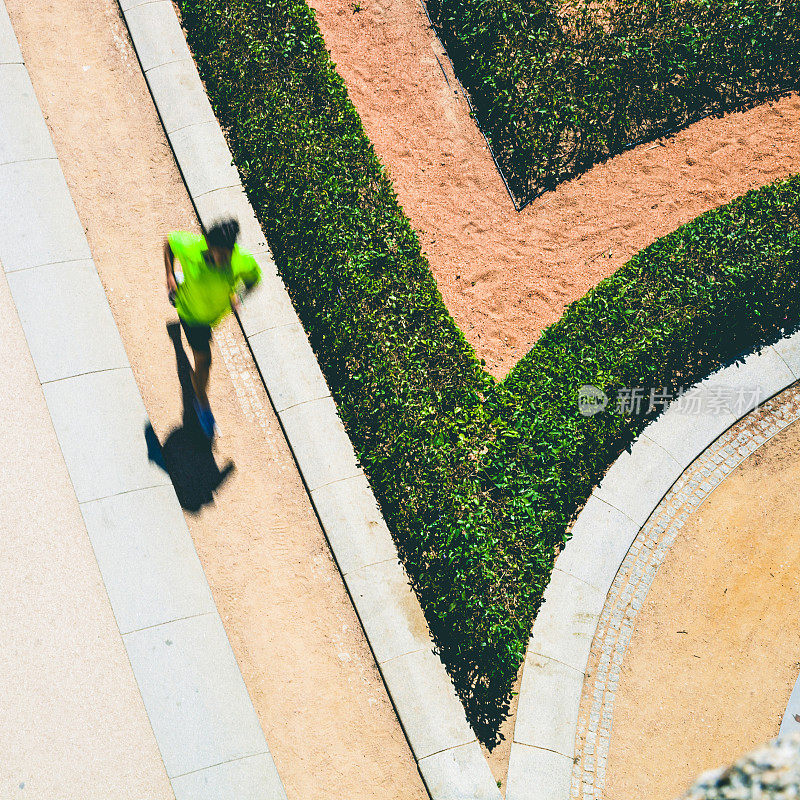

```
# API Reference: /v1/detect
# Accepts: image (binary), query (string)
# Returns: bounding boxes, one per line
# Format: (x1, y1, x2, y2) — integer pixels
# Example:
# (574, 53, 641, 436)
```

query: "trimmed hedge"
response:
(177, 0, 800, 740)
(424, 0, 800, 203)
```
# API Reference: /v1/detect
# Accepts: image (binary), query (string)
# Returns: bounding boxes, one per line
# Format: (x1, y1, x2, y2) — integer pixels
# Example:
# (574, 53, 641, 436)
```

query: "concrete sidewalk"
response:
(0, 267, 173, 798)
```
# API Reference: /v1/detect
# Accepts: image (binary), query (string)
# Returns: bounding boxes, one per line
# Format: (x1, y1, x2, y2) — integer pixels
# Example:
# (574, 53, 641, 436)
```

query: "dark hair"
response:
(205, 217, 240, 251)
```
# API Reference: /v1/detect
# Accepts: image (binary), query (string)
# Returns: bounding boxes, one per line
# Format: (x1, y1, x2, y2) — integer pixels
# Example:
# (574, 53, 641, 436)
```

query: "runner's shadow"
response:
(144, 322, 234, 513)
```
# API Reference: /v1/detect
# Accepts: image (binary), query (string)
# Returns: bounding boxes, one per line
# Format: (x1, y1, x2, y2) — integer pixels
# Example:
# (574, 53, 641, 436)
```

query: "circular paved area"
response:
(572, 381, 800, 800)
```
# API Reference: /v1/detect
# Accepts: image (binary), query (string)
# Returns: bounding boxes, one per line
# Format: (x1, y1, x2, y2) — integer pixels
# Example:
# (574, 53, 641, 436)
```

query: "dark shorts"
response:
(179, 316, 212, 356)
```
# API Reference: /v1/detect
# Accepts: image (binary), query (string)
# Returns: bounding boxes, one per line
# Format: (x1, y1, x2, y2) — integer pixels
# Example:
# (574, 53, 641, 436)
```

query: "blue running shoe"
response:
(193, 398, 216, 439)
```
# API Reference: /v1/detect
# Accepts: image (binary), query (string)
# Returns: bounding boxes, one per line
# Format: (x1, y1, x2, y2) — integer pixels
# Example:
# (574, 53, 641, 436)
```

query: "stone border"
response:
(117, 1, 501, 797)
(572, 381, 800, 800)
(506, 338, 800, 800)
(0, 6, 286, 798)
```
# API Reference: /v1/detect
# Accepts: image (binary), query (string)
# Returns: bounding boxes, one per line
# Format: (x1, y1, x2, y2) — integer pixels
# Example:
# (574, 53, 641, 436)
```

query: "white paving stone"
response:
(125, 0, 192, 72)
(505, 744, 573, 800)
(79, 485, 215, 634)
(780, 671, 800, 737)
(7, 259, 129, 382)
(380, 647, 475, 760)
(0, 64, 55, 165)
(527, 569, 604, 673)
(514, 653, 584, 757)
(556, 495, 639, 595)
(171, 753, 287, 800)
(169, 120, 241, 198)
(344, 558, 432, 664)
(248, 323, 330, 412)
(278, 396, 362, 491)
(593, 434, 682, 527)
(771, 330, 800, 382)
(0, 159, 91, 272)
(0, 1, 21, 64)
(123, 613, 269, 778)
(418, 741, 503, 800)
(311, 473, 398, 575)
(193, 185, 273, 258)
(143, 58, 216, 134)
(237, 268, 301, 337)
(42, 368, 171, 503)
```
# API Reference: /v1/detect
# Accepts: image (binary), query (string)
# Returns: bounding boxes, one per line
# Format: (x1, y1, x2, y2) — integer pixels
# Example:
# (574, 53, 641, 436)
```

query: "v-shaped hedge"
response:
(178, 0, 800, 740)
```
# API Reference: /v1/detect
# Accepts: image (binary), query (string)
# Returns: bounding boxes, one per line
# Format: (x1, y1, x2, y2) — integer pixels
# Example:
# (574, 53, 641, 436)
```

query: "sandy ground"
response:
(308, 0, 800, 377)
(605, 420, 800, 800)
(5, 1, 427, 798)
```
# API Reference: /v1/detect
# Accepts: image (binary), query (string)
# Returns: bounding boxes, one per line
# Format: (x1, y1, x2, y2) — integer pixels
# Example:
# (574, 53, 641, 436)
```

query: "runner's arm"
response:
(164, 238, 177, 292)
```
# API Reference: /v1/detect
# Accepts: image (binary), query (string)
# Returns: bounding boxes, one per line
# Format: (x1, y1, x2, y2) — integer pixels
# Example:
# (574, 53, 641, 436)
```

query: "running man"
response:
(164, 217, 261, 437)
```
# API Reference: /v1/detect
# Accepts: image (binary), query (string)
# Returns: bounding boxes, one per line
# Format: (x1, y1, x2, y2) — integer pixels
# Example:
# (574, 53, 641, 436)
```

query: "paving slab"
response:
(42, 367, 171, 503)
(0, 63, 55, 165)
(79, 485, 216, 634)
(0, 159, 91, 272)
(643, 398, 737, 471)
(699, 345, 795, 412)
(193, 185, 273, 257)
(123, 612, 269, 778)
(278, 396, 363, 491)
(771, 330, 800, 382)
(311, 473, 398, 575)
(380, 647, 475, 760)
(7, 259, 129, 383)
(527, 568, 604, 673)
(417, 741, 503, 800)
(171, 753, 288, 800)
(143, 57, 216, 135)
(555, 495, 639, 595)
(513, 653, 584, 756)
(344, 558, 432, 664)
(505, 744, 573, 800)
(248, 323, 331, 412)
(0, 0, 21, 64)
(169, 120, 241, 198)
(237, 268, 301, 337)
(593, 434, 681, 528)
(780, 671, 800, 737)
(125, 0, 191, 72)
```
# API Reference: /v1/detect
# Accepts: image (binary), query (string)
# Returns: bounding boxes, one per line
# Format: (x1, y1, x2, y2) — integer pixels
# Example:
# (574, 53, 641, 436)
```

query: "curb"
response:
(0, 5, 287, 799)
(116, 1, 502, 797)
(506, 338, 800, 800)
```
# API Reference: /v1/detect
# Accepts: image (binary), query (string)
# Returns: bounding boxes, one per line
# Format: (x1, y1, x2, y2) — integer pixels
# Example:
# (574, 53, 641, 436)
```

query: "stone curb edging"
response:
(0, 6, 287, 799)
(506, 337, 800, 800)
(572, 381, 800, 800)
(116, 1, 502, 797)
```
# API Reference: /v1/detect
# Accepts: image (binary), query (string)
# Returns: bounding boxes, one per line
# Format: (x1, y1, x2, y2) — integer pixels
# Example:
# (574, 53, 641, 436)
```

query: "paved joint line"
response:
(169, 749, 271, 780)
(120, 610, 216, 638)
(77, 481, 173, 507)
(40, 364, 131, 386)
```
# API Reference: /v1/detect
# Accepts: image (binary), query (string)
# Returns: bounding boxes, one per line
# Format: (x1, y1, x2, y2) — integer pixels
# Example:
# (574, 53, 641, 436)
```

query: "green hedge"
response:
(424, 0, 800, 202)
(177, 0, 800, 741)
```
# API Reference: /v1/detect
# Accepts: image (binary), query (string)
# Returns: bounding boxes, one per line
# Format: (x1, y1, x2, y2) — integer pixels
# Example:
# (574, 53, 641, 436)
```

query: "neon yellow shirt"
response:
(168, 230, 262, 326)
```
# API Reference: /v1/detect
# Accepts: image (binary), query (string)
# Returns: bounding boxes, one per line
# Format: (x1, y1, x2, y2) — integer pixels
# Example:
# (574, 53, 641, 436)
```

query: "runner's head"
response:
(205, 217, 240, 268)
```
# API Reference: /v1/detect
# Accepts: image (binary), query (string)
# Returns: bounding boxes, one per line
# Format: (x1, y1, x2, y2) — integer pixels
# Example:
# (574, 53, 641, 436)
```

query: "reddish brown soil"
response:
(308, 0, 800, 377)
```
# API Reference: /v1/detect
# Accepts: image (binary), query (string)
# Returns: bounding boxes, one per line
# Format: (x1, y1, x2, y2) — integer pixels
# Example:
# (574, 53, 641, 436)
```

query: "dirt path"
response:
(5, 1, 427, 798)
(308, 0, 800, 377)
(605, 419, 800, 800)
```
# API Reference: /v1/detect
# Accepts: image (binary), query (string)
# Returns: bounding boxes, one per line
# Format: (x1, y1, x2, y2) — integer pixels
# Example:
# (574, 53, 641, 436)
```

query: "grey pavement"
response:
(0, 6, 287, 797)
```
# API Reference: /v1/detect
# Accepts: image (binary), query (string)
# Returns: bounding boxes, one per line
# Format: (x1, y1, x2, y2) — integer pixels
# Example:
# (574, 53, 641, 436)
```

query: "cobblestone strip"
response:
(572, 381, 800, 800)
